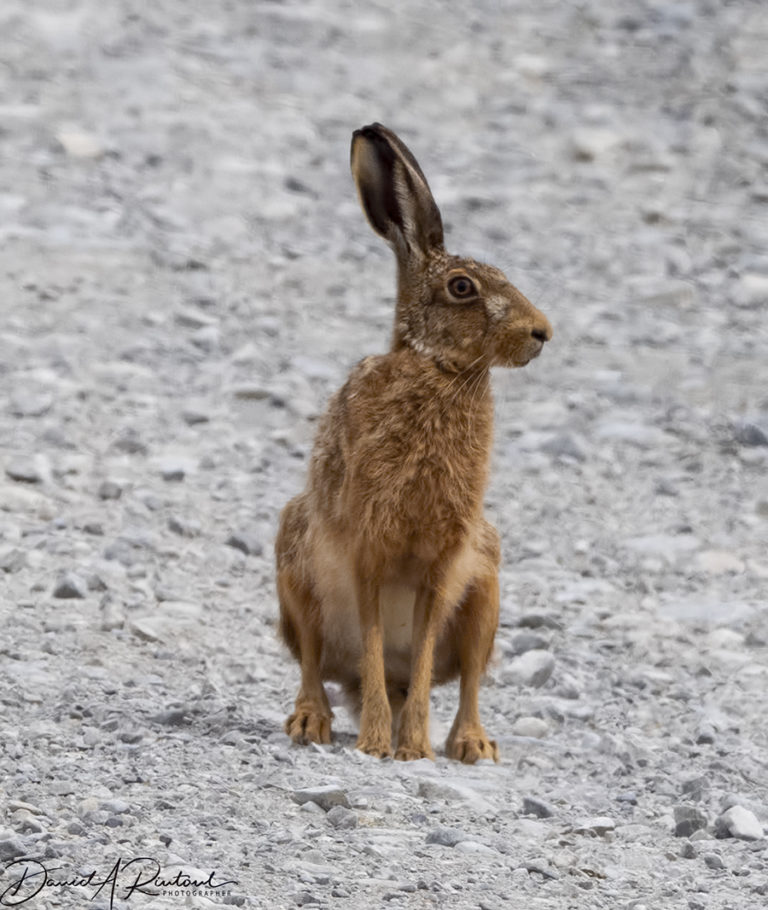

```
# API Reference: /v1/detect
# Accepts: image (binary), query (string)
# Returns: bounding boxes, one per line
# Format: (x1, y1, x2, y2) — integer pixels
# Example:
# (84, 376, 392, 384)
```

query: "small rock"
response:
(160, 464, 186, 482)
(5, 460, 43, 483)
(511, 716, 549, 738)
(98, 480, 123, 500)
(682, 777, 709, 801)
(574, 817, 616, 836)
(112, 430, 148, 455)
(55, 128, 106, 158)
(694, 550, 745, 575)
(11, 809, 44, 834)
(0, 548, 27, 573)
(702, 853, 725, 870)
(695, 722, 717, 745)
(454, 841, 496, 855)
(182, 409, 210, 425)
(150, 708, 186, 726)
(569, 128, 622, 161)
(10, 390, 53, 417)
(715, 806, 763, 841)
(226, 531, 264, 557)
(326, 806, 357, 829)
(522, 796, 556, 818)
(0, 830, 27, 860)
(168, 516, 202, 537)
(517, 613, 561, 629)
(737, 273, 768, 307)
(100, 594, 124, 631)
(734, 422, 768, 447)
(101, 799, 130, 814)
(595, 421, 669, 448)
(191, 325, 220, 352)
(674, 805, 709, 838)
(174, 306, 218, 329)
(425, 827, 469, 847)
(53, 572, 88, 599)
(506, 632, 549, 656)
(291, 786, 349, 811)
(503, 650, 555, 688)
(540, 433, 587, 461)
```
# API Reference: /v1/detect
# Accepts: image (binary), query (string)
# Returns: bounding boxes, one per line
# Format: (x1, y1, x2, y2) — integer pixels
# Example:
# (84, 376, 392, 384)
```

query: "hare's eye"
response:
(448, 275, 477, 299)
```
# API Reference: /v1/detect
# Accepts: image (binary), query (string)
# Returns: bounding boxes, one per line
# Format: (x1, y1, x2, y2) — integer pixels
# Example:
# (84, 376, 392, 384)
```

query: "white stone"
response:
(511, 716, 549, 738)
(55, 128, 105, 158)
(569, 128, 622, 160)
(716, 806, 764, 841)
(695, 550, 746, 575)
(503, 650, 555, 688)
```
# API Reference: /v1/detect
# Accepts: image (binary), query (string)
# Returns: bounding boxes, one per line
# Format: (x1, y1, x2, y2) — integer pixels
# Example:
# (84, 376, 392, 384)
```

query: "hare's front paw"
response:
(445, 726, 499, 764)
(285, 703, 332, 745)
(355, 732, 392, 759)
(394, 743, 435, 762)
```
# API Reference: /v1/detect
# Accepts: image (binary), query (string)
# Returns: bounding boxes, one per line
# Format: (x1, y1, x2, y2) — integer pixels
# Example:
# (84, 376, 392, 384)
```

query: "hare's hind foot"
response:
(445, 724, 499, 764)
(285, 701, 332, 745)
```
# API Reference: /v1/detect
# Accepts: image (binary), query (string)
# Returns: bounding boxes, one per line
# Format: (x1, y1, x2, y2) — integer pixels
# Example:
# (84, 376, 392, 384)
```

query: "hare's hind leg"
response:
(445, 572, 500, 764)
(277, 567, 332, 745)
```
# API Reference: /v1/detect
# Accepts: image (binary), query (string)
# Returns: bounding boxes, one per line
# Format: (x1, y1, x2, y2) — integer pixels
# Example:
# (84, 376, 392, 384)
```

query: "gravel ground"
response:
(1, 1, 767, 908)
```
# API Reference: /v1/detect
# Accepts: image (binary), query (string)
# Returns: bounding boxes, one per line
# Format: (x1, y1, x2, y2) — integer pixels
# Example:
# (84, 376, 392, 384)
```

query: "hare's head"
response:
(351, 123, 552, 373)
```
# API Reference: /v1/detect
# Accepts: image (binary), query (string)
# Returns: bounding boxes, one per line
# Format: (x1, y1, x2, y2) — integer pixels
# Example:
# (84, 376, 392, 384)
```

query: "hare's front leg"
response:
(278, 569, 332, 745)
(356, 575, 393, 758)
(395, 584, 439, 761)
(445, 573, 500, 763)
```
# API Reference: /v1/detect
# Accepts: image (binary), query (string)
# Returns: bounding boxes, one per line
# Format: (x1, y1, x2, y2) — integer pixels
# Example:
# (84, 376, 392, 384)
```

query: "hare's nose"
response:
(531, 315, 553, 343)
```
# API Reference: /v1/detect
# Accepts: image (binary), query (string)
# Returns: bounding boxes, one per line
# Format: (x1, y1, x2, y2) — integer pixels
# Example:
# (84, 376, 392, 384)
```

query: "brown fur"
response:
(275, 123, 552, 762)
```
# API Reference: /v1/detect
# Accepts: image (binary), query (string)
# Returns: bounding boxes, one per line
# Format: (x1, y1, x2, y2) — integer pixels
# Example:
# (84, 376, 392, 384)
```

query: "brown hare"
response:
(276, 123, 552, 763)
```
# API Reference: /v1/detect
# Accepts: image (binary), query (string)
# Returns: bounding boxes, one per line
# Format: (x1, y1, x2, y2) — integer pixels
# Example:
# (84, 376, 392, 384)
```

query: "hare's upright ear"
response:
(351, 123, 444, 257)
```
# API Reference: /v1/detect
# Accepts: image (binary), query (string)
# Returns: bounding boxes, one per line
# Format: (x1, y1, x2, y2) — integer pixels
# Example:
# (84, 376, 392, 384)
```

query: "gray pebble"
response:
(425, 827, 469, 847)
(735, 422, 768, 447)
(53, 571, 88, 599)
(675, 805, 709, 838)
(112, 431, 148, 455)
(0, 830, 27, 860)
(5, 460, 42, 483)
(168, 515, 202, 537)
(507, 631, 549, 656)
(325, 806, 357, 829)
(540, 433, 587, 462)
(517, 613, 561, 630)
(226, 531, 264, 556)
(182, 409, 210, 425)
(11, 390, 53, 417)
(682, 777, 709, 801)
(291, 786, 349, 811)
(0, 548, 27, 573)
(150, 707, 187, 726)
(522, 796, 556, 818)
(98, 480, 123, 500)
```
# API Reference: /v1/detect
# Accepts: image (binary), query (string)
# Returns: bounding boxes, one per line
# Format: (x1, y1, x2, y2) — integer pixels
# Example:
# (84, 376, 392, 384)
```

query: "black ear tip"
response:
(354, 122, 388, 140)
